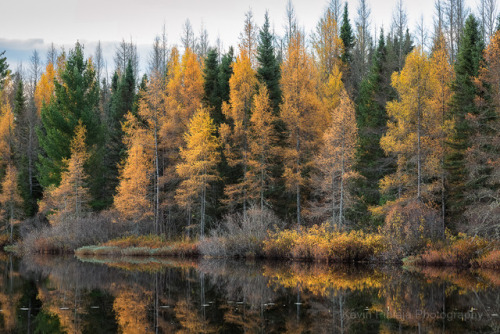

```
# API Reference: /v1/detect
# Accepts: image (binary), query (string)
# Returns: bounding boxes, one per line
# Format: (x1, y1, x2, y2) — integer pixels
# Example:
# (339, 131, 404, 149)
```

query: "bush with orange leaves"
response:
(408, 233, 497, 267)
(263, 224, 386, 262)
(477, 250, 500, 269)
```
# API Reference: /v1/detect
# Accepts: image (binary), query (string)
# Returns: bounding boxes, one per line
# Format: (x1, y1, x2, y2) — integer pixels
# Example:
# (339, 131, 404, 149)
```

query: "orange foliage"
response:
(280, 32, 322, 223)
(34, 62, 56, 115)
(220, 49, 257, 210)
(263, 224, 385, 262)
(39, 121, 90, 224)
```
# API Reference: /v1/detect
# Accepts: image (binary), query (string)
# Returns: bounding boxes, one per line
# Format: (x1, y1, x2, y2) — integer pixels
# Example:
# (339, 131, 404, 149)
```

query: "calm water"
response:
(0, 254, 499, 333)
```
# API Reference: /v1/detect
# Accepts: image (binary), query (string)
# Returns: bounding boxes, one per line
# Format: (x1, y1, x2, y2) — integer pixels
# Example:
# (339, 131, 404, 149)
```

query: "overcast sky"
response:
(0, 0, 473, 75)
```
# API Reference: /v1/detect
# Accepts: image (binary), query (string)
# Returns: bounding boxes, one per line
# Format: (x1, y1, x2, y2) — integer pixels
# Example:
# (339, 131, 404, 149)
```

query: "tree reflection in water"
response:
(0, 254, 499, 333)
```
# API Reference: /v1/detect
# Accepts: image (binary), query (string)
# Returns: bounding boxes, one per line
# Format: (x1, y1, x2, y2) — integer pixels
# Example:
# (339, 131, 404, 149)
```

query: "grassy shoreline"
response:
(9, 227, 500, 270)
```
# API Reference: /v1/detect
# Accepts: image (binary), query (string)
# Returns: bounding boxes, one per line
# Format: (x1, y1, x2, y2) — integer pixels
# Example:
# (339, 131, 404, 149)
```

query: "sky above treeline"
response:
(0, 0, 465, 74)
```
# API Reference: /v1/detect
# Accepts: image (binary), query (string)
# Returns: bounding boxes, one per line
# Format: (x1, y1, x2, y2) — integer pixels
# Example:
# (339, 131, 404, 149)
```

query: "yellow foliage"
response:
(263, 224, 386, 262)
(0, 98, 14, 165)
(35, 62, 56, 115)
(221, 50, 257, 209)
(176, 107, 220, 228)
(0, 164, 23, 224)
(280, 31, 322, 215)
(39, 121, 90, 224)
(247, 85, 277, 208)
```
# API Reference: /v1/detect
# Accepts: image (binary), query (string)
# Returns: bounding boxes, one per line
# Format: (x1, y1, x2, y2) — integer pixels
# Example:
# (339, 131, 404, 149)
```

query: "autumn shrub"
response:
(263, 224, 386, 262)
(477, 250, 500, 269)
(381, 200, 440, 257)
(410, 233, 492, 267)
(199, 206, 283, 258)
(0, 234, 10, 248)
(263, 228, 298, 259)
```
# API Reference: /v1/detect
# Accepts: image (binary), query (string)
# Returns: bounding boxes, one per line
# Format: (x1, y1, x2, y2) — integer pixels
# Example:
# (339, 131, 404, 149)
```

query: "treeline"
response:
(0, 0, 499, 247)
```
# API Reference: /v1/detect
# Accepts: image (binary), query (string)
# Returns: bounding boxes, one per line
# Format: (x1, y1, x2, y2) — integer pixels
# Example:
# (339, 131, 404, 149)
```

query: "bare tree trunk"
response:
(340, 138, 345, 228)
(417, 92, 422, 201)
(296, 136, 301, 225)
(154, 123, 160, 235)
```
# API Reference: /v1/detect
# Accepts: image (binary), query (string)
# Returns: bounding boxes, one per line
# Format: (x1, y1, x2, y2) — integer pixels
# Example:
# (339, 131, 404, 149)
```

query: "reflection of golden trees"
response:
(113, 286, 152, 334)
(263, 263, 385, 297)
(175, 299, 216, 333)
(0, 291, 20, 331)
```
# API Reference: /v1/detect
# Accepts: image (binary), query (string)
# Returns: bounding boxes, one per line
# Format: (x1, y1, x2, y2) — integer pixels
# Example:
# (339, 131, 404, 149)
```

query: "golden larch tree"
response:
(161, 47, 204, 229)
(312, 6, 345, 82)
(0, 164, 22, 241)
(176, 107, 220, 238)
(220, 49, 258, 217)
(247, 85, 277, 211)
(429, 32, 455, 235)
(379, 48, 444, 243)
(310, 90, 358, 227)
(114, 112, 154, 225)
(39, 121, 90, 224)
(381, 48, 439, 201)
(0, 94, 15, 166)
(280, 31, 322, 225)
(138, 72, 165, 233)
(238, 9, 258, 68)
(34, 62, 56, 115)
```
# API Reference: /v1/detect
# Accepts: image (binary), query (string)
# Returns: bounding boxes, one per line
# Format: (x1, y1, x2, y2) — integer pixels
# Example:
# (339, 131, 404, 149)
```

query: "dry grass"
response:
(75, 235, 199, 258)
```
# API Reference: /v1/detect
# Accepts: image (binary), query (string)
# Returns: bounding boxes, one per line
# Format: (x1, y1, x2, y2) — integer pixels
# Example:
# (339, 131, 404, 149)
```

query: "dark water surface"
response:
(1, 254, 499, 333)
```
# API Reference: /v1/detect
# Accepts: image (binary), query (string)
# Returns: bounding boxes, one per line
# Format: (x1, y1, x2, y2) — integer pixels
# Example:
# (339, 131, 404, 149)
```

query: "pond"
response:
(0, 254, 499, 333)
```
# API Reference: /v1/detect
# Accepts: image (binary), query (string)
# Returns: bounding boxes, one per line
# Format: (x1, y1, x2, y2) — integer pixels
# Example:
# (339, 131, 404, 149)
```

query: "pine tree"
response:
(218, 47, 234, 105)
(39, 121, 91, 224)
(340, 3, 355, 66)
(13, 78, 40, 216)
(104, 60, 136, 207)
(447, 15, 484, 221)
(0, 51, 8, 90)
(202, 48, 222, 124)
(463, 29, 500, 233)
(176, 107, 220, 238)
(353, 31, 395, 226)
(257, 11, 282, 113)
(37, 42, 103, 209)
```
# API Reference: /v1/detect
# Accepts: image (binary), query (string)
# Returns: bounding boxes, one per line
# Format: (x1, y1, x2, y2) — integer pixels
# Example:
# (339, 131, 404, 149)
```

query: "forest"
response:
(0, 0, 499, 263)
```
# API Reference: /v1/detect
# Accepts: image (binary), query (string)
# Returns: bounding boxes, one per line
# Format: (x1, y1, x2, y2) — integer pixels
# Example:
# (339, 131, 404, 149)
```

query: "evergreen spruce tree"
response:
(447, 15, 484, 222)
(12, 79, 37, 216)
(0, 51, 8, 90)
(102, 60, 136, 207)
(218, 47, 234, 106)
(37, 42, 104, 209)
(202, 48, 222, 125)
(340, 3, 355, 65)
(257, 11, 282, 113)
(353, 31, 396, 226)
